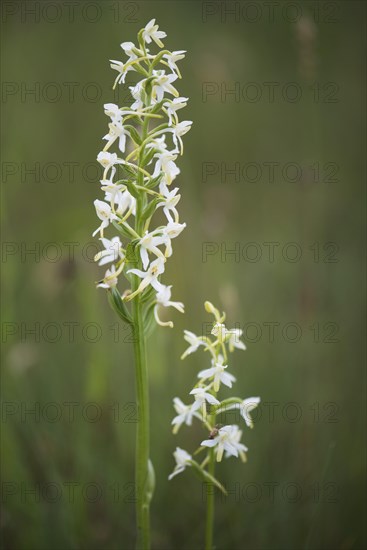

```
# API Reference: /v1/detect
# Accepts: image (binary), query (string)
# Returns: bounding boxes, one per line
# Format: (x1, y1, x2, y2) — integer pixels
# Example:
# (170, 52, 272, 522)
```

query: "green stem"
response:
(205, 448, 215, 550)
(132, 294, 150, 550)
(132, 63, 153, 550)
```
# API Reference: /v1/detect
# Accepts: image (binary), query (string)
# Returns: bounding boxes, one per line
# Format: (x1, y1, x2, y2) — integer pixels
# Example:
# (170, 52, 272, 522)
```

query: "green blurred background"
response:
(1, 1, 365, 549)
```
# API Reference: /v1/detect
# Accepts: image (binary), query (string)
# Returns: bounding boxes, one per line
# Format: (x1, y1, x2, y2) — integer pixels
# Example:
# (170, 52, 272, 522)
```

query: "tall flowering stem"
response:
(93, 19, 191, 549)
(169, 302, 261, 549)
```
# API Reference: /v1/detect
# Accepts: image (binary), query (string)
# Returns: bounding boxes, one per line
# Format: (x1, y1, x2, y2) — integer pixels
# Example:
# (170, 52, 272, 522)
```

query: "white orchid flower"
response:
(160, 222, 186, 257)
(171, 398, 201, 433)
(181, 330, 206, 359)
(154, 285, 184, 327)
(142, 19, 167, 48)
(115, 190, 136, 217)
(129, 80, 146, 110)
(168, 447, 192, 480)
(94, 236, 124, 266)
(201, 425, 248, 463)
(152, 70, 179, 103)
(239, 397, 260, 428)
(226, 328, 246, 352)
(190, 387, 220, 418)
(97, 265, 119, 289)
(127, 257, 166, 299)
(103, 121, 129, 153)
(104, 103, 123, 123)
(157, 188, 181, 223)
(223, 397, 261, 429)
(146, 135, 167, 155)
(101, 181, 125, 204)
(171, 120, 193, 153)
(92, 200, 118, 237)
(120, 41, 140, 60)
(163, 97, 188, 126)
(110, 59, 132, 87)
(97, 151, 119, 170)
(198, 355, 236, 392)
(138, 231, 166, 270)
(163, 51, 186, 75)
(153, 149, 180, 186)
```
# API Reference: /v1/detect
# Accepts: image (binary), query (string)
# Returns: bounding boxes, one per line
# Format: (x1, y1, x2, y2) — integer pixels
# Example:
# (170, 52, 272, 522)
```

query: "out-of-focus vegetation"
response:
(1, 1, 365, 549)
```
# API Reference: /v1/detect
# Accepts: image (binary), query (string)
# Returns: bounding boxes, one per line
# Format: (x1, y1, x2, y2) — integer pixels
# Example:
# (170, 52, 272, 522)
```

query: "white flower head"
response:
(104, 103, 122, 122)
(97, 265, 119, 289)
(198, 354, 236, 392)
(146, 135, 167, 155)
(127, 257, 166, 299)
(114, 190, 135, 217)
(94, 21, 191, 336)
(168, 447, 192, 480)
(92, 200, 118, 237)
(153, 149, 180, 186)
(157, 188, 181, 223)
(240, 397, 260, 428)
(163, 51, 186, 75)
(171, 397, 200, 433)
(142, 19, 167, 48)
(97, 151, 119, 169)
(129, 80, 146, 110)
(103, 120, 129, 154)
(181, 330, 206, 359)
(138, 231, 166, 270)
(190, 386, 220, 418)
(152, 70, 179, 103)
(110, 59, 132, 87)
(171, 120, 193, 154)
(201, 425, 248, 462)
(156, 285, 184, 312)
(226, 328, 246, 352)
(94, 236, 124, 266)
(161, 222, 186, 257)
(100, 168, 123, 204)
(163, 97, 188, 126)
(120, 41, 140, 60)
(154, 285, 184, 327)
(163, 221, 186, 239)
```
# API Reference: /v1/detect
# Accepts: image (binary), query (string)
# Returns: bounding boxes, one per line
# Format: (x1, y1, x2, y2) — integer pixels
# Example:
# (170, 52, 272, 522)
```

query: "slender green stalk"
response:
(132, 75, 152, 550)
(132, 293, 150, 550)
(205, 448, 215, 550)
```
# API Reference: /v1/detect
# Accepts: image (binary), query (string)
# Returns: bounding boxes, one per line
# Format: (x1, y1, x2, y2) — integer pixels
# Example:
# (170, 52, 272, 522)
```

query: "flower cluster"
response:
(93, 20, 191, 328)
(169, 302, 260, 483)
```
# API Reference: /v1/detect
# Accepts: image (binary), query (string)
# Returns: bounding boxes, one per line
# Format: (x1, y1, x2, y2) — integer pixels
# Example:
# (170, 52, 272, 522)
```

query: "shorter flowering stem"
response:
(169, 302, 259, 547)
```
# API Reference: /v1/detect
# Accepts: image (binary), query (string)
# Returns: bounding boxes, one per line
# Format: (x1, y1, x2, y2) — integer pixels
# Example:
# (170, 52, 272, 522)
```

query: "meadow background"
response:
(1, 1, 365, 549)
